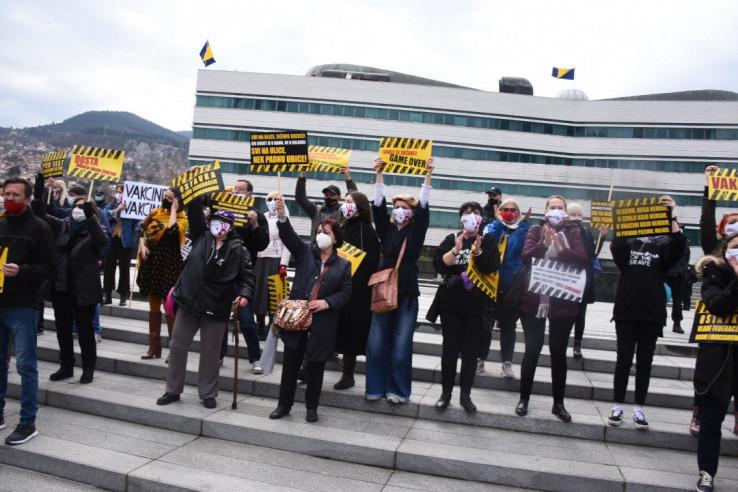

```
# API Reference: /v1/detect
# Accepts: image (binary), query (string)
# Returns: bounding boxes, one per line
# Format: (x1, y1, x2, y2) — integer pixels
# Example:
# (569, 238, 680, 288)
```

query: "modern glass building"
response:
(189, 66, 738, 258)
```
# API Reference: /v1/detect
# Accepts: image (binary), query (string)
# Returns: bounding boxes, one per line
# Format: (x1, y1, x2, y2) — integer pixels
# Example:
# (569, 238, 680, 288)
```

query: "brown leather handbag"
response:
(368, 238, 407, 313)
(274, 264, 330, 332)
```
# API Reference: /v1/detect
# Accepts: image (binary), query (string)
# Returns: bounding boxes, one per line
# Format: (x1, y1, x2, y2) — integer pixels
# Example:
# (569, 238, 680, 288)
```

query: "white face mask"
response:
(725, 222, 738, 236)
(210, 220, 230, 238)
(341, 202, 356, 219)
(316, 232, 333, 250)
(71, 207, 86, 223)
(67, 197, 77, 207)
(115, 193, 123, 203)
(545, 209, 567, 226)
(460, 213, 481, 232)
(266, 200, 277, 214)
(393, 207, 412, 224)
(726, 248, 738, 262)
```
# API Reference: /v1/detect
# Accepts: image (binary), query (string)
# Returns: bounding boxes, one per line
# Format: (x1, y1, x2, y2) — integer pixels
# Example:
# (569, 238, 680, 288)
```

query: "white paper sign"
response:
(121, 181, 169, 220)
(528, 258, 586, 302)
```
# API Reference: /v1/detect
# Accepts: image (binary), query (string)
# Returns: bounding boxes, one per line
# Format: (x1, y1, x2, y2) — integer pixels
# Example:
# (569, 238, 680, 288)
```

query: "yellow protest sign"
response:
(67, 145, 125, 181)
(707, 168, 738, 201)
(267, 274, 290, 314)
(337, 242, 367, 276)
(379, 137, 432, 175)
(308, 146, 352, 173)
(590, 200, 614, 227)
(466, 234, 506, 301)
(210, 192, 255, 228)
(690, 300, 738, 343)
(250, 131, 310, 173)
(41, 150, 68, 178)
(0, 247, 7, 294)
(612, 197, 671, 238)
(172, 161, 224, 205)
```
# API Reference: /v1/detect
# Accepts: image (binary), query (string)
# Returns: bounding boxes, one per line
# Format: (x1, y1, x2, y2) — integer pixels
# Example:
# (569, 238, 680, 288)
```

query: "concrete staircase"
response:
(2, 293, 738, 491)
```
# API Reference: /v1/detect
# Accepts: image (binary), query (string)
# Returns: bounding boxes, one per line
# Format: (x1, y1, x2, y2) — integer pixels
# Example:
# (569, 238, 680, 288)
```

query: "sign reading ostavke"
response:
(172, 161, 224, 205)
(528, 258, 586, 302)
(121, 181, 169, 220)
(690, 300, 738, 344)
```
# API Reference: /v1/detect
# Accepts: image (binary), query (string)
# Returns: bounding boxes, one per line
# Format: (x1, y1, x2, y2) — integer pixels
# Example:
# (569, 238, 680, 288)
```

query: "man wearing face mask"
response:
(295, 170, 357, 240)
(157, 202, 255, 410)
(482, 187, 502, 228)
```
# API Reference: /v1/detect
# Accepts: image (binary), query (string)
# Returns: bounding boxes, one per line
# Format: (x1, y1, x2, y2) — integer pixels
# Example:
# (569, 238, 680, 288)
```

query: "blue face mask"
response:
(66, 197, 76, 207)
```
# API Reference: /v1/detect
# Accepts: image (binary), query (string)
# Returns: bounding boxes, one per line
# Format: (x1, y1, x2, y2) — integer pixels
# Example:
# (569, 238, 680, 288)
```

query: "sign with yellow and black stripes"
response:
(337, 242, 367, 277)
(210, 192, 255, 228)
(172, 161, 224, 205)
(379, 137, 432, 175)
(308, 146, 352, 173)
(267, 274, 290, 315)
(466, 234, 507, 301)
(67, 145, 125, 181)
(0, 247, 8, 294)
(612, 197, 672, 238)
(707, 168, 738, 201)
(41, 150, 68, 178)
(690, 300, 738, 343)
(590, 200, 614, 228)
(250, 131, 310, 173)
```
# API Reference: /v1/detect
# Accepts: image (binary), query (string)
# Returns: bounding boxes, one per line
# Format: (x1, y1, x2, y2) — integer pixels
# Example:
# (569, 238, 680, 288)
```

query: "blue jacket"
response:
(483, 219, 530, 290)
(105, 204, 140, 249)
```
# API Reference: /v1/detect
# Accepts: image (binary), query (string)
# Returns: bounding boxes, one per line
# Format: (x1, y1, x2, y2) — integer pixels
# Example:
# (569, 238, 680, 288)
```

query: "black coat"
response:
(172, 200, 255, 322)
(335, 218, 380, 355)
(694, 261, 738, 402)
(277, 217, 352, 362)
(577, 222, 596, 305)
(236, 210, 269, 267)
(33, 200, 111, 307)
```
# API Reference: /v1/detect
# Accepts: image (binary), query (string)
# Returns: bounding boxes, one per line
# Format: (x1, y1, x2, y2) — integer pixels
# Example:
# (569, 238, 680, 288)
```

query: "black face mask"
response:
(488, 198, 500, 206)
(161, 199, 173, 209)
(324, 197, 338, 208)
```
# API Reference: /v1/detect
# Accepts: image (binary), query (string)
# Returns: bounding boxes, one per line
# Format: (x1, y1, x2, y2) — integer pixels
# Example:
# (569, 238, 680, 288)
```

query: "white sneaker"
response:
(96, 334, 102, 343)
(633, 409, 649, 430)
(476, 359, 486, 374)
(252, 364, 263, 375)
(387, 395, 401, 404)
(501, 361, 515, 379)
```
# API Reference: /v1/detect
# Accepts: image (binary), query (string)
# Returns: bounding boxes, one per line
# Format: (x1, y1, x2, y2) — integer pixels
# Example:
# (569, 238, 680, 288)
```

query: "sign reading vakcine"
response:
(250, 131, 309, 173)
(172, 161, 224, 205)
(121, 181, 169, 220)
(67, 145, 125, 181)
(690, 300, 738, 343)
(707, 168, 738, 201)
(612, 197, 671, 238)
(379, 137, 432, 175)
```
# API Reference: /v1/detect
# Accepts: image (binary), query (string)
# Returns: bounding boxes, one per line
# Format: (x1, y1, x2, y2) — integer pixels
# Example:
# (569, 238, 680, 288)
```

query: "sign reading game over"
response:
(210, 192, 255, 228)
(41, 150, 68, 178)
(308, 146, 352, 173)
(590, 200, 614, 227)
(528, 257, 586, 302)
(67, 145, 125, 181)
(690, 300, 738, 343)
(379, 137, 432, 175)
(612, 198, 671, 238)
(121, 181, 169, 220)
(172, 161, 224, 205)
(250, 131, 309, 173)
(707, 168, 738, 201)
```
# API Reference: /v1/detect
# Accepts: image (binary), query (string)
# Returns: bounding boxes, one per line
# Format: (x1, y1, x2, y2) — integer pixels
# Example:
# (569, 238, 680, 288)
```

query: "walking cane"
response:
(230, 301, 240, 410)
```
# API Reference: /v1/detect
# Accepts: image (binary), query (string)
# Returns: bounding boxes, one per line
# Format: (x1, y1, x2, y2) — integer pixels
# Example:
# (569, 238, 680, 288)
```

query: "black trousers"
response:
(52, 292, 97, 371)
(613, 321, 659, 405)
(103, 236, 132, 296)
(440, 310, 485, 396)
(574, 304, 588, 343)
(519, 315, 574, 403)
(664, 275, 686, 323)
(278, 333, 326, 411)
(481, 304, 518, 363)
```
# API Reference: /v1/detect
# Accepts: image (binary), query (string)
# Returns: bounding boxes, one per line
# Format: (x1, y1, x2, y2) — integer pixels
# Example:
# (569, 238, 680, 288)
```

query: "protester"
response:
(480, 197, 530, 377)
(365, 158, 433, 404)
(693, 234, 738, 492)
(48, 183, 86, 219)
(482, 186, 502, 227)
(137, 188, 187, 360)
(515, 195, 588, 422)
(567, 202, 606, 358)
(50, 180, 68, 209)
(32, 174, 110, 385)
(268, 196, 352, 422)
(333, 191, 380, 390)
(0, 176, 55, 446)
(607, 196, 685, 430)
(295, 168, 357, 239)
(664, 238, 691, 334)
(155, 200, 254, 409)
(103, 184, 138, 307)
(432, 202, 499, 413)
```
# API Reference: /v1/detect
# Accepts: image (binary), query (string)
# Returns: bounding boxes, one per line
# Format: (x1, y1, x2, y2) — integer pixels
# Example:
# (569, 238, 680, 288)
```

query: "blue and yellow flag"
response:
(552, 67, 575, 80)
(200, 41, 215, 67)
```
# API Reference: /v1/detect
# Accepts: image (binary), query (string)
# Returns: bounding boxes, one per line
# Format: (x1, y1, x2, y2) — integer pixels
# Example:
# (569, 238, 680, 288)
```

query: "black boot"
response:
(552, 403, 572, 423)
(80, 369, 94, 384)
(334, 354, 356, 390)
(435, 393, 451, 410)
(102, 291, 113, 305)
(573, 340, 582, 359)
(50, 366, 74, 381)
(460, 393, 477, 414)
(673, 322, 684, 334)
(515, 399, 528, 416)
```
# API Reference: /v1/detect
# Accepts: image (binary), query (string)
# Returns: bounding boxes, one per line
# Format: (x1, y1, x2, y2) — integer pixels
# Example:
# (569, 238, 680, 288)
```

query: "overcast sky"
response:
(2, 0, 737, 131)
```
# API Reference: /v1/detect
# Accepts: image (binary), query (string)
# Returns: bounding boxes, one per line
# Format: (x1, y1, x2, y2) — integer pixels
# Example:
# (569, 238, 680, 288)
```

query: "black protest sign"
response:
(210, 192, 255, 228)
(41, 150, 68, 178)
(690, 300, 738, 344)
(250, 131, 309, 173)
(590, 200, 614, 227)
(612, 198, 671, 238)
(172, 161, 224, 205)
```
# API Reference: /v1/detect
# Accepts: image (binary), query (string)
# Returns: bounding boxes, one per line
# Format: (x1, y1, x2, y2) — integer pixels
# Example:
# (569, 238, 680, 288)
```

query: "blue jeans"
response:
(365, 297, 418, 402)
(220, 304, 261, 363)
(0, 308, 39, 424)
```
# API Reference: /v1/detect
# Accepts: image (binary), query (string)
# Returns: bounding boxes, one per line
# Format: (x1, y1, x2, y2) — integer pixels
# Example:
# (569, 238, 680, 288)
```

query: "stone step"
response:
(28, 335, 738, 457)
(6, 364, 737, 492)
(0, 463, 106, 491)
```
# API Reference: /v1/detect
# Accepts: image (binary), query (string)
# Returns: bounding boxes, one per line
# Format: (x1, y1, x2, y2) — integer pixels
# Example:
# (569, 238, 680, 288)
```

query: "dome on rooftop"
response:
(557, 89, 589, 101)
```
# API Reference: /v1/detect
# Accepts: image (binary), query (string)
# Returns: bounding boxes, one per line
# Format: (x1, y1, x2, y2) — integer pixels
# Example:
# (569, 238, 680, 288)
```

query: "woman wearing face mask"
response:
(31, 174, 110, 384)
(515, 195, 588, 422)
(156, 203, 254, 409)
(102, 184, 139, 307)
(692, 234, 738, 491)
(480, 198, 531, 378)
(137, 188, 188, 360)
(365, 158, 434, 404)
(268, 195, 352, 422)
(607, 196, 685, 430)
(333, 191, 380, 390)
(433, 202, 500, 413)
